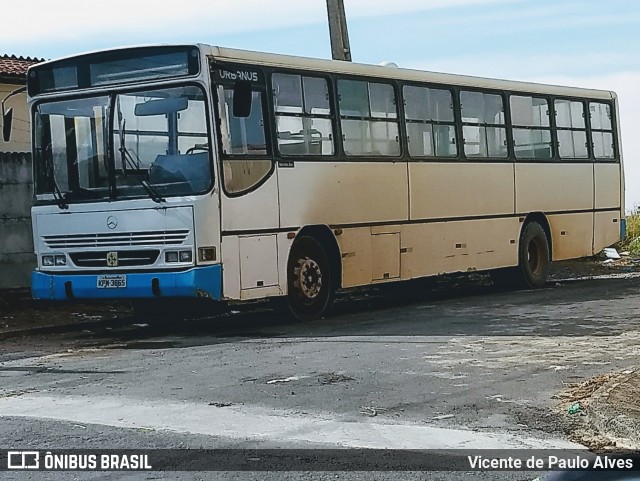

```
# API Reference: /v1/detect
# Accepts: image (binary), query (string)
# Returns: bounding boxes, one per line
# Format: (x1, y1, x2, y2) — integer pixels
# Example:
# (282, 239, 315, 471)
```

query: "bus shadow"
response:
(73, 273, 640, 349)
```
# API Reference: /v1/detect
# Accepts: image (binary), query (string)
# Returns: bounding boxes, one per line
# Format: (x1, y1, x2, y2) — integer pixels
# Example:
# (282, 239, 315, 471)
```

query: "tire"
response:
(287, 236, 334, 321)
(517, 221, 550, 288)
(490, 221, 550, 290)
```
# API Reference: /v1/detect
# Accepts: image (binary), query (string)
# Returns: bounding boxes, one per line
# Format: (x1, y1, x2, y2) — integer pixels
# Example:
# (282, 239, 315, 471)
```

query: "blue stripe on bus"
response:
(31, 265, 222, 301)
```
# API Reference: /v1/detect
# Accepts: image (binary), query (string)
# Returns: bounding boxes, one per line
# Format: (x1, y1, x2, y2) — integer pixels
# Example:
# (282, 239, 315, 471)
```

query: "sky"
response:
(4, 0, 639, 209)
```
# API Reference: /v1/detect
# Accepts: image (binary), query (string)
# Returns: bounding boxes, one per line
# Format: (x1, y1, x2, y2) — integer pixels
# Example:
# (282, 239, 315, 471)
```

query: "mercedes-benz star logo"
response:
(106, 216, 118, 230)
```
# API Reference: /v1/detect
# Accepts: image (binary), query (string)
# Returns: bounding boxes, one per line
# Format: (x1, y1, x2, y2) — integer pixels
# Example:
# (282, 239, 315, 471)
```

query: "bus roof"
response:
(28, 43, 615, 101)
(203, 44, 615, 101)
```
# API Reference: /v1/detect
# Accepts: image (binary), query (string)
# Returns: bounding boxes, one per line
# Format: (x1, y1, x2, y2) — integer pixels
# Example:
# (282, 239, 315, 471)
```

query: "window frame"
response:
(509, 94, 554, 161)
(32, 81, 216, 205)
(211, 63, 275, 198)
(402, 83, 458, 160)
(553, 98, 589, 161)
(459, 88, 509, 160)
(588, 100, 617, 162)
(336, 76, 403, 159)
(270, 71, 337, 158)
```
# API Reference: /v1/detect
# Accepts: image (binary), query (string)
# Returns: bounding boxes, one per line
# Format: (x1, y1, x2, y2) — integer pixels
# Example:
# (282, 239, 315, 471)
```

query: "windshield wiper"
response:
(119, 141, 165, 204)
(42, 144, 69, 210)
(116, 100, 165, 204)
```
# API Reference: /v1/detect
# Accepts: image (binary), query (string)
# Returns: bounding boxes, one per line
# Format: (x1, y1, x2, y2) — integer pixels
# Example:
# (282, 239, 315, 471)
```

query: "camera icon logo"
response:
(7, 451, 40, 470)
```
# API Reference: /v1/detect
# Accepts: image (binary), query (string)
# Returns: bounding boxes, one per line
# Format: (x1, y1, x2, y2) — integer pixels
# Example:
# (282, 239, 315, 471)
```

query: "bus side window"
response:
(403, 85, 457, 159)
(510, 95, 552, 160)
(589, 102, 615, 160)
(338, 79, 400, 157)
(216, 85, 272, 194)
(272, 73, 334, 156)
(555, 99, 588, 160)
(460, 91, 507, 159)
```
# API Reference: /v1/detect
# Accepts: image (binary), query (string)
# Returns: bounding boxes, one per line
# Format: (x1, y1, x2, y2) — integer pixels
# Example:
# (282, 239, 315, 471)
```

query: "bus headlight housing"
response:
(165, 250, 193, 263)
(42, 255, 66, 267)
(198, 247, 216, 262)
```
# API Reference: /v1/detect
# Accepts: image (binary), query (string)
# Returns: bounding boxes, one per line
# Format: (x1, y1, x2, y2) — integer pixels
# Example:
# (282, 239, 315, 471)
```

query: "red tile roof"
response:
(0, 54, 44, 79)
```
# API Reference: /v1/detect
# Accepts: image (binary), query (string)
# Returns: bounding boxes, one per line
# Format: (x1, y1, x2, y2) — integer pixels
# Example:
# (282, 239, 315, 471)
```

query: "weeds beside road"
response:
(620, 209, 640, 256)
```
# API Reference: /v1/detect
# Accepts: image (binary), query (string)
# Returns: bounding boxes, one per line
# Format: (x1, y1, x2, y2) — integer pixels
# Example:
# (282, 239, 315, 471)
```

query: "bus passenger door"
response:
(212, 68, 281, 300)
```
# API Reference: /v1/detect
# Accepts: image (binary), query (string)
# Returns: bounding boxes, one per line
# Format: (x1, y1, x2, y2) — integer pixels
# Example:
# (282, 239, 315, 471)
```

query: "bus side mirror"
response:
(233, 81, 252, 118)
(2, 108, 13, 142)
(1, 85, 26, 142)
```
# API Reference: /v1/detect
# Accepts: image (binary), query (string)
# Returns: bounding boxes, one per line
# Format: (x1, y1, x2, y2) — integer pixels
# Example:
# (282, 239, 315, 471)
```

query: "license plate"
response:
(97, 275, 127, 289)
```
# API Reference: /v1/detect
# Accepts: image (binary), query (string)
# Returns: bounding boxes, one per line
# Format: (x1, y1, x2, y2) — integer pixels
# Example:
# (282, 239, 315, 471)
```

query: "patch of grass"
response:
(622, 210, 640, 256)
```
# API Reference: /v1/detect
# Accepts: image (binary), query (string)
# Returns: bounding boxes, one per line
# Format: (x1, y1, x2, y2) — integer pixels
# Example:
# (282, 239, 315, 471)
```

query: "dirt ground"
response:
(553, 369, 640, 451)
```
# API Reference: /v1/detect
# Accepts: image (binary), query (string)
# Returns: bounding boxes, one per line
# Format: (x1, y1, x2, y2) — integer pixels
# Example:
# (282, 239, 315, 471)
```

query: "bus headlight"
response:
(165, 250, 193, 263)
(43, 255, 66, 266)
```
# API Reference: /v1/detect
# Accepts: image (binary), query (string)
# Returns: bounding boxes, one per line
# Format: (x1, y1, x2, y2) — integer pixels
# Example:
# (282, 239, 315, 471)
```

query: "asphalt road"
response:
(2, 274, 640, 480)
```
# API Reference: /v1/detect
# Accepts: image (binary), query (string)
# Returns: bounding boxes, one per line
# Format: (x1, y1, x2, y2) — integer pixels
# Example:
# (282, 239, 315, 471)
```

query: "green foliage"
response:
(624, 210, 640, 256)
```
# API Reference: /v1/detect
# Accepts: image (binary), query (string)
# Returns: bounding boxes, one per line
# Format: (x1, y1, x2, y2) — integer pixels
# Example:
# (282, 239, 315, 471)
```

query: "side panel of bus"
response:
(515, 163, 594, 260)
(220, 173, 282, 300)
(404, 162, 519, 279)
(278, 162, 408, 289)
(593, 162, 623, 252)
(278, 162, 409, 226)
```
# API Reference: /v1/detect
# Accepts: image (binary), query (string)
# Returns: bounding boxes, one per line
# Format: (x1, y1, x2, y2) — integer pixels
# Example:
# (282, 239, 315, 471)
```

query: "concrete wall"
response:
(1, 79, 34, 289)
(0, 152, 34, 289)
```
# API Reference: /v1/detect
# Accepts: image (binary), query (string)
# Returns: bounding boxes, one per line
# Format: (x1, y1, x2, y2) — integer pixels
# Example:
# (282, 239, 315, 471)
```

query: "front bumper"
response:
(32, 265, 222, 300)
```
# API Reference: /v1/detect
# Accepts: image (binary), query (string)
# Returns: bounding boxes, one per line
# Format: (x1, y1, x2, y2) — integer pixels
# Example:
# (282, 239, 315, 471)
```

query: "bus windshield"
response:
(33, 85, 212, 203)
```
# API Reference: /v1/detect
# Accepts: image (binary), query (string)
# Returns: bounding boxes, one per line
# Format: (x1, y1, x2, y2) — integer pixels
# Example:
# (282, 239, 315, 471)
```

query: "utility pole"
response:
(326, 0, 352, 61)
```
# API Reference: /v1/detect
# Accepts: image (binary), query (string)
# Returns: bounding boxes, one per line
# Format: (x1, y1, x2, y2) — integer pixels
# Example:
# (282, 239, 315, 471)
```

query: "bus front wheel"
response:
(287, 236, 334, 321)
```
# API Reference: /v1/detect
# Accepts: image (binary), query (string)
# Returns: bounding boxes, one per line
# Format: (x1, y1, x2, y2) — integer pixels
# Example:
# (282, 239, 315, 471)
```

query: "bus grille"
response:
(43, 230, 189, 248)
(70, 250, 160, 268)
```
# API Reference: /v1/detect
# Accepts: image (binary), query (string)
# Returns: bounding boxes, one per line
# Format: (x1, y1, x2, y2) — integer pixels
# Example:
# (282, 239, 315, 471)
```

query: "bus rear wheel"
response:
(518, 221, 550, 288)
(287, 236, 334, 321)
(491, 221, 550, 289)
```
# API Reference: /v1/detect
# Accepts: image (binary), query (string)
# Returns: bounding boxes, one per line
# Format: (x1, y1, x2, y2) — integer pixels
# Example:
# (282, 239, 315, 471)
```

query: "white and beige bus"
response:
(21, 44, 624, 320)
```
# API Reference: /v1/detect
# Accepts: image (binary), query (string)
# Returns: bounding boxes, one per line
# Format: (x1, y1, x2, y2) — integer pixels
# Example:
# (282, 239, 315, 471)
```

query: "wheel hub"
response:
(294, 257, 323, 300)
